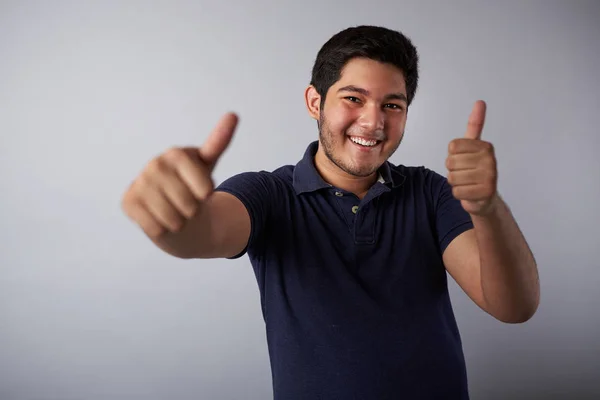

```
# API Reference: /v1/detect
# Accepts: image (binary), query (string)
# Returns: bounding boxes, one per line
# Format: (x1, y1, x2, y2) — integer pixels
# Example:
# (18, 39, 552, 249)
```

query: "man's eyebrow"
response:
(337, 85, 407, 103)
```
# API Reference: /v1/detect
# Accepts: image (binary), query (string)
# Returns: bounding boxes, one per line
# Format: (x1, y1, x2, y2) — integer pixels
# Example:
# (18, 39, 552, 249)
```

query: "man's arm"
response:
(122, 112, 252, 260)
(443, 194, 540, 323)
(442, 100, 539, 323)
(151, 191, 250, 259)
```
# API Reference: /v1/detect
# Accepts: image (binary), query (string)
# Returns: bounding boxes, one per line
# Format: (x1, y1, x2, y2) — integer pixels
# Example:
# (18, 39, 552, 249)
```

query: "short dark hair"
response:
(310, 25, 419, 107)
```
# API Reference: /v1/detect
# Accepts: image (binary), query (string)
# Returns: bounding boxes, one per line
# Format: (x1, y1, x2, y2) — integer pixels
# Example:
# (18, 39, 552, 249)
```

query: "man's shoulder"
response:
(216, 164, 295, 193)
(388, 162, 436, 175)
(387, 162, 446, 185)
(240, 164, 296, 187)
(270, 164, 295, 183)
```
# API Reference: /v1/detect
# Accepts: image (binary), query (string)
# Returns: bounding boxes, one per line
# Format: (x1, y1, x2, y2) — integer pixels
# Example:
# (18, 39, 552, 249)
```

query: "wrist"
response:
(471, 193, 503, 220)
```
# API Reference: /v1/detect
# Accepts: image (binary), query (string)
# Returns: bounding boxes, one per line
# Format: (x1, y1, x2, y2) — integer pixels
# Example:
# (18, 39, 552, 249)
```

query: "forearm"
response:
(151, 202, 214, 259)
(151, 192, 250, 259)
(472, 194, 540, 323)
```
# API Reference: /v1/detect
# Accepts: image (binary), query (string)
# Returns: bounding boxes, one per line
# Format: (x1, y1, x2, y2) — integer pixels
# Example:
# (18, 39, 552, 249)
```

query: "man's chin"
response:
(341, 164, 380, 178)
(323, 146, 381, 178)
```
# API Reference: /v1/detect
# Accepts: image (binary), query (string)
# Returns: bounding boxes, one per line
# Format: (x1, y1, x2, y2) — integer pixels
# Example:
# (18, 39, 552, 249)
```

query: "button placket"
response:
(331, 189, 360, 230)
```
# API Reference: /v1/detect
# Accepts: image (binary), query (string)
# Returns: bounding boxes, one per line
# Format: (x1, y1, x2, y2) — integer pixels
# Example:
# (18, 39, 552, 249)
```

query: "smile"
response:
(349, 136, 381, 147)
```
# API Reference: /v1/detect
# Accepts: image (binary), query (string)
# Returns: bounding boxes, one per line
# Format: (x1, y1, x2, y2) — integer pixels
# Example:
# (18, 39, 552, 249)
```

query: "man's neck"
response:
(314, 147, 378, 200)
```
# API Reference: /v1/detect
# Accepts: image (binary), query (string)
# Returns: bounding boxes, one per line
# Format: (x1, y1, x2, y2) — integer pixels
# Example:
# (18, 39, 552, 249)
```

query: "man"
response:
(122, 25, 540, 399)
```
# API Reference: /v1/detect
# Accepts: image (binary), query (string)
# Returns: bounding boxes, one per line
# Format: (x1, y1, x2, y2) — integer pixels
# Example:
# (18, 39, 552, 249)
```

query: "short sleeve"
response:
(214, 171, 274, 259)
(426, 168, 474, 253)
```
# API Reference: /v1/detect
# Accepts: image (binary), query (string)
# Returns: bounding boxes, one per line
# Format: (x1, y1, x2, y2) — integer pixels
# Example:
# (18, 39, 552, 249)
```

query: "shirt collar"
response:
(292, 141, 405, 195)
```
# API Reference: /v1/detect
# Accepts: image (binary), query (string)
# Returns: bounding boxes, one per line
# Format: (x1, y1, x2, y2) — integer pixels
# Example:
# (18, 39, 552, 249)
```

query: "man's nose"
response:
(358, 105, 385, 132)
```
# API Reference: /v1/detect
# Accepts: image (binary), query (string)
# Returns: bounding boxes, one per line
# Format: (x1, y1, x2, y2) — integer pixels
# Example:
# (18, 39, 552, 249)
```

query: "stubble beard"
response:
(318, 113, 403, 178)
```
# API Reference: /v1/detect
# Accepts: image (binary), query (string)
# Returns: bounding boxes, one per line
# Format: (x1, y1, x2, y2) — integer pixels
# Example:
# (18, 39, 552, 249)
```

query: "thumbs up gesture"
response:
(122, 113, 239, 238)
(446, 101, 499, 216)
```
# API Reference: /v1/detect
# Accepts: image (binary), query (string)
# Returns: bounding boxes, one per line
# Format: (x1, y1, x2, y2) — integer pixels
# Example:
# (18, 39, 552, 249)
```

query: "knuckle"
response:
(164, 147, 187, 163)
(157, 211, 179, 232)
(482, 164, 496, 181)
(172, 186, 198, 217)
(477, 155, 492, 170)
(121, 189, 134, 211)
(448, 140, 458, 153)
(135, 173, 155, 195)
(168, 215, 185, 231)
(196, 184, 214, 201)
(122, 189, 144, 217)
(452, 186, 461, 198)
(482, 141, 494, 153)
(122, 200, 137, 219)
(146, 157, 167, 176)
(146, 223, 165, 238)
(161, 204, 184, 227)
(182, 201, 198, 218)
(172, 193, 197, 219)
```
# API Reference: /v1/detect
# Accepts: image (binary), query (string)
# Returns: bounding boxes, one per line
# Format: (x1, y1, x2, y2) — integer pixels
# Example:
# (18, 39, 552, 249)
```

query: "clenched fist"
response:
(121, 113, 238, 238)
(446, 100, 499, 216)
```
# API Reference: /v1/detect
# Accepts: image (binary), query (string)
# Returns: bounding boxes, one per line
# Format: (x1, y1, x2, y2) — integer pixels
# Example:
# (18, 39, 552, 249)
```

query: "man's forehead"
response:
(332, 79, 407, 99)
(335, 59, 407, 93)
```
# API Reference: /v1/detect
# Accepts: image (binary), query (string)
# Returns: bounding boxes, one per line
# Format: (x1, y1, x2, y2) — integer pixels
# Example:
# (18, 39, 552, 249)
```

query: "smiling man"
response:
(122, 25, 540, 400)
(309, 57, 408, 198)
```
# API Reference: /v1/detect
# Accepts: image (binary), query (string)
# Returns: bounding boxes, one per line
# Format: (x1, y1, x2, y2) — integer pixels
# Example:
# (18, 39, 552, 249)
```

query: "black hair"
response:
(310, 25, 419, 107)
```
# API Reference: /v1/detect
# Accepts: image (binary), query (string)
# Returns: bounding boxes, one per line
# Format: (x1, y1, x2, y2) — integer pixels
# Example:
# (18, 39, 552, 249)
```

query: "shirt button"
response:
(351, 205, 359, 214)
(334, 191, 343, 197)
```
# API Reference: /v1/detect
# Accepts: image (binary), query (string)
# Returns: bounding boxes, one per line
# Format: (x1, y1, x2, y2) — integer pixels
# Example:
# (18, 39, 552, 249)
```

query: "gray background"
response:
(1, 1, 599, 399)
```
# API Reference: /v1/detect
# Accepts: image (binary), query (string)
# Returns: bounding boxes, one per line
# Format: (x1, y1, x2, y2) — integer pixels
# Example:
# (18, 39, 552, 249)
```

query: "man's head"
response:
(305, 25, 419, 178)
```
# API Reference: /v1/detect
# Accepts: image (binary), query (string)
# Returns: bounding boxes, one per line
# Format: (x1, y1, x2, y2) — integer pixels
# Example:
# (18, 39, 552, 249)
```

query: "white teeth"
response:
(350, 136, 378, 147)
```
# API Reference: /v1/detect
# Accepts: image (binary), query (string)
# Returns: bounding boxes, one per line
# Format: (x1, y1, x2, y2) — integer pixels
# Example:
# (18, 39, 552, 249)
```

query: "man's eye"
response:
(384, 104, 403, 110)
(345, 96, 360, 103)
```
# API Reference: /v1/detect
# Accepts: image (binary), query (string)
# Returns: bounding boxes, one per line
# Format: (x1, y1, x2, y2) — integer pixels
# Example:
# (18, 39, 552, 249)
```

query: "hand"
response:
(121, 113, 239, 238)
(446, 101, 498, 216)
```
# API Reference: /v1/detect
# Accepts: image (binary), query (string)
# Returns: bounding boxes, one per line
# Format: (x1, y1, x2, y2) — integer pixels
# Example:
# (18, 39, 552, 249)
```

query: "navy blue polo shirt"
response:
(215, 141, 474, 399)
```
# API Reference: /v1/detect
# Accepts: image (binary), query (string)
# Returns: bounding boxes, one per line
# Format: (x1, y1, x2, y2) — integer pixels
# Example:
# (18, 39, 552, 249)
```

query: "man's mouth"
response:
(348, 136, 382, 147)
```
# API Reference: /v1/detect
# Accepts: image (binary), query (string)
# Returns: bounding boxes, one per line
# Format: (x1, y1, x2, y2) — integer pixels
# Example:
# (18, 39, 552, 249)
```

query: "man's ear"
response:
(305, 85, 321, 121)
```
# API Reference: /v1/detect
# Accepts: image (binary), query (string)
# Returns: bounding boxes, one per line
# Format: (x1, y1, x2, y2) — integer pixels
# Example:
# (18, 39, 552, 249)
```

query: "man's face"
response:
(316, 57, 408, 177)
